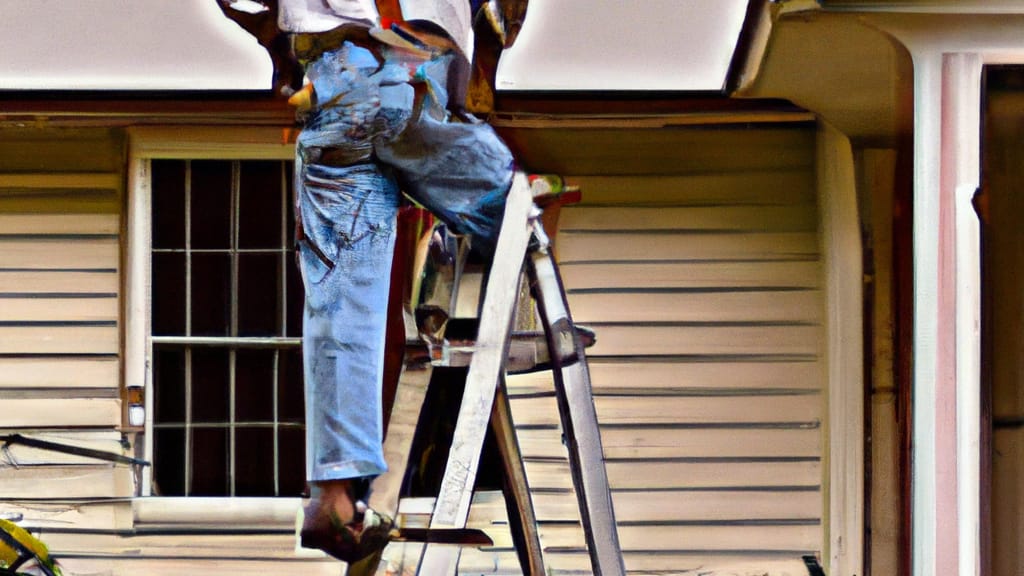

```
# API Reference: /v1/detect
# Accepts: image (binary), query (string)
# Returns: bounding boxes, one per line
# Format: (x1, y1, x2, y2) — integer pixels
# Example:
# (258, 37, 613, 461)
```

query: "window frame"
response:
(126, 126, 296, 501)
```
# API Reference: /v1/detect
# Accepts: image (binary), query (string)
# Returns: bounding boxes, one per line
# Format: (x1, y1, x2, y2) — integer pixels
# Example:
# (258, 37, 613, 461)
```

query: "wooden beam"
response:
(564, 171, 816, 206)
(0, 174, 121, 191)
(128, 127, 294, 160)
(490, 110, 816, 129)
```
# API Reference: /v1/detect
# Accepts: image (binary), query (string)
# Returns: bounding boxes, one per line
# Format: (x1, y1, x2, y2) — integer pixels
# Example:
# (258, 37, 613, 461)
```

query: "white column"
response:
(911, 49, 943, 576)
(911, 50, 983, 576)
(944, 53, 983, 576)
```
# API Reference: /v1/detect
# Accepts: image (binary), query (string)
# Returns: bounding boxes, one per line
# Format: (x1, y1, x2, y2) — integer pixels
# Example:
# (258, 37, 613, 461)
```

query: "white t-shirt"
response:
(278, 0, 473, 59)
(278, 0, 380, 32)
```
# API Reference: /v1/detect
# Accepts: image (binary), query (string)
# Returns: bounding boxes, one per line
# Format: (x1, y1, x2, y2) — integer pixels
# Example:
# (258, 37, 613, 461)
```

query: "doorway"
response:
(982, 65, 1024, 576)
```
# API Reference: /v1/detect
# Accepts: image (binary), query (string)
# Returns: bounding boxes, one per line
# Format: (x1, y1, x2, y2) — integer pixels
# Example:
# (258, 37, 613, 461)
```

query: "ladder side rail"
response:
(417, 172, 535, 575)
(527, 221, 627, 576)
(492, 371, 546, 575)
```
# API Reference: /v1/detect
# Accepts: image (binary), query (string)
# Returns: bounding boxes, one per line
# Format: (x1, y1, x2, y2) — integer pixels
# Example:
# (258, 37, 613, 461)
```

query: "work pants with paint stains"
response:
(296, 41, 513, 483)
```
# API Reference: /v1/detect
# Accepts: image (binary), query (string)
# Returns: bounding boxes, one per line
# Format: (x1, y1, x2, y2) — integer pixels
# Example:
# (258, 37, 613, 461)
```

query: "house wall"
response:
(0, 128, 132, 502)
(498, 121, 829, 574)
(736, 9, 914, 573)
(0, 117, 858, 576)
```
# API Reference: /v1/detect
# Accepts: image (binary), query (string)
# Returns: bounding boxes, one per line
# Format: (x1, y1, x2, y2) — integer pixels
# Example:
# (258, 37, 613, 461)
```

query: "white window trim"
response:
(125, 127, 295, 509)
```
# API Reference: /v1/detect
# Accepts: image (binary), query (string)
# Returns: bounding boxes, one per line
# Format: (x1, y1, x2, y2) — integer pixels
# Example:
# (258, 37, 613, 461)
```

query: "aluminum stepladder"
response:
(347, 172, 626, 576)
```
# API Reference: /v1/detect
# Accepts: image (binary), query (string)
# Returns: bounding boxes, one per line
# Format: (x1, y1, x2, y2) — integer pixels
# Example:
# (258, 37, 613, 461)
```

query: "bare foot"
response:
(300, 478, 392, 563)
(310, 479, 358, 526)
(300, 479, 362, 561)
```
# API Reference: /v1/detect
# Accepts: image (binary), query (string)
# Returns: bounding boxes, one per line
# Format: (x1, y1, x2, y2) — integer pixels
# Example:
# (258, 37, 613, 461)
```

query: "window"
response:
(147, 157, 305, 497)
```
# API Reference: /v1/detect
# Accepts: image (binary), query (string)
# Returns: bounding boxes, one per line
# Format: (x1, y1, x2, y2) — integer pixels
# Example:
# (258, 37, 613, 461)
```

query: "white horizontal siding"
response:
(0, 325, 120, 355)
(0, 237, 120, 269)
(525, 460, 822, 490)
(517, 428, 821, 461)
(557, 231, 819, 262)
(0, 270, 119, 294)
(0, 464, 131, 498)
(508, 360, 822, 394)
(0, 166, 125, 506)
(559, 205, 818, 232)
(511, 394, 822, 427)
(568, 290, 823, 324)
(0, 357, 119, 389)
(507, 156, 824, 573)
(560, 260, 822, 290)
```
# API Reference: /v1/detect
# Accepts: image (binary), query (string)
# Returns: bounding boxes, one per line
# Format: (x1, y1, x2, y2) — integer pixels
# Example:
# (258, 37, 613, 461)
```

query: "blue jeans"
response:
(297, 41, 513, 482)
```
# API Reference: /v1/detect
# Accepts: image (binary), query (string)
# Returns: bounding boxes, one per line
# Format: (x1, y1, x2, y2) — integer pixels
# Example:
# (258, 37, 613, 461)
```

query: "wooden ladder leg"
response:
(491, 372, 546, 575)
(527, 214, 627, 576)
(415, 172, 535, 576)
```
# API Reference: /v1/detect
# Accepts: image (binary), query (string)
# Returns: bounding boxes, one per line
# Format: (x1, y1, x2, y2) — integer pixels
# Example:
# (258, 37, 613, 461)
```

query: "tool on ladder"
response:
(335, 172, 626, 576)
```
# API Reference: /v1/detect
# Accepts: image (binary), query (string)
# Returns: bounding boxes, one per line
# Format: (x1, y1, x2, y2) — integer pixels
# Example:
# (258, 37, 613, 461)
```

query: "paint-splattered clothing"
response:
(296, 41, 513, 481)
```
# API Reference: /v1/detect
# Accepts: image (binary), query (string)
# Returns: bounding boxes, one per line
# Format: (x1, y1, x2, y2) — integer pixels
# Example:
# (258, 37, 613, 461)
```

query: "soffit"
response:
(735, 10, 912, 146)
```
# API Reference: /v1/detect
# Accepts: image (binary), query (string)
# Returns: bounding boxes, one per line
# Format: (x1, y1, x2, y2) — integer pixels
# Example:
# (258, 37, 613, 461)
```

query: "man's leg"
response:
(294, 40, 413, 534)
(297, 161, 399, 556)
(374, 53, 514, 255)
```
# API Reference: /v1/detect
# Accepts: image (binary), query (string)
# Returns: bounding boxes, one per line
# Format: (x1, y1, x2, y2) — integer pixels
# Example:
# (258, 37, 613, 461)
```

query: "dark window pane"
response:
(190, 427, 229, 496)
(191, 253, 230, 336)
(278, 348, 305, 423)
(153, 348, 186, 423)
(235, 427, 276, 496)
(285, 162, 296, 244)
(152, 160, 186, 249)
(286, 254, 304, 338)
(278, 427, 306, 497)
(190, 160, 233, 250)
(191, 348, 229, 423)
(152, 158, 304, 499)
(152, 252, 185, 335)
(238, 161, 285, 249)
(153, 427, 185, 496)
(236, 349, 274, 422)
(237, 253, 280, 336)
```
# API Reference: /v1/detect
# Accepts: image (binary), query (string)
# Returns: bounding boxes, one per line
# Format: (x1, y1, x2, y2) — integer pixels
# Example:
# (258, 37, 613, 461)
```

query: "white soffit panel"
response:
(496, 0, 750, 92)
(0, 0, 272, 90)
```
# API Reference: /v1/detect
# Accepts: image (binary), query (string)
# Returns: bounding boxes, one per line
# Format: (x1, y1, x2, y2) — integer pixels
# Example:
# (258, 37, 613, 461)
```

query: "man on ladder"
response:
(273, 0, 526, 564)
(219, 2, 624, 573)
(279, 0, 514, 564)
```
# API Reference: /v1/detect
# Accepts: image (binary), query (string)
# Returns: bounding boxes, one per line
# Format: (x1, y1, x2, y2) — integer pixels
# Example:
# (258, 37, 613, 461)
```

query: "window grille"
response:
(149, 159, 305, 497)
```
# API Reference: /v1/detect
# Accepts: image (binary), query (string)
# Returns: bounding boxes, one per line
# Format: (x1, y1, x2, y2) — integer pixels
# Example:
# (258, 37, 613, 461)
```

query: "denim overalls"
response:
(296, 41, 513, 482)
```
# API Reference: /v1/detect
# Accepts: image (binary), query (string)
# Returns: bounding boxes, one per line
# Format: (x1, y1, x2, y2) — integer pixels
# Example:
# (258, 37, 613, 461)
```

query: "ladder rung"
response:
(424, 328, 596, 373)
